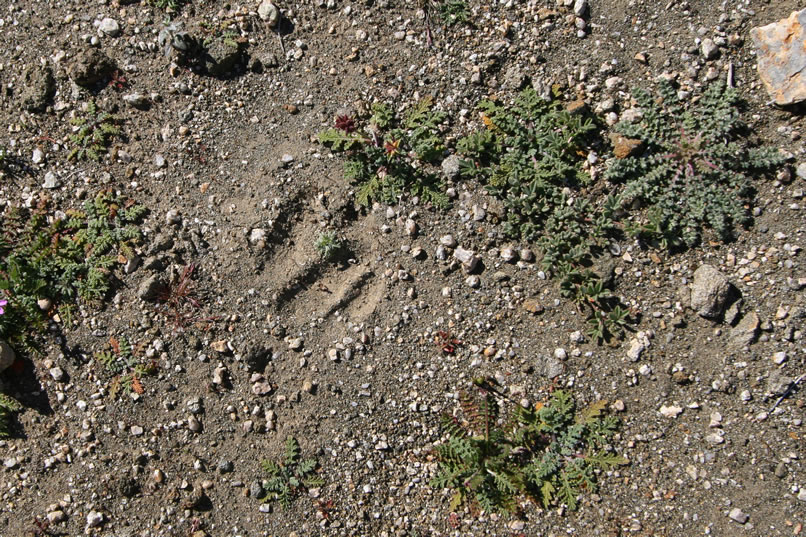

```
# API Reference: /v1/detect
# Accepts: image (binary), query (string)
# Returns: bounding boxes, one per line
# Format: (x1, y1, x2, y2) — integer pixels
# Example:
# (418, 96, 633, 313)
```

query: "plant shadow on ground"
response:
(0, 150, 36, 183)
(0, 356, 55, 439)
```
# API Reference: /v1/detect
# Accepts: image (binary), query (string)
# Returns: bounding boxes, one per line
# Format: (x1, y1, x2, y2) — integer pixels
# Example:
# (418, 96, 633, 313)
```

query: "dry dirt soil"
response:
(0, 0, 805, 536)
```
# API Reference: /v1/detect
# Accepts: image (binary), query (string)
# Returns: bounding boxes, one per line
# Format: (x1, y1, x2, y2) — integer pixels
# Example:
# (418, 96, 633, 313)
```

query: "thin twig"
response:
(769, 373, 805, 412)
(276, 29, 285, 55)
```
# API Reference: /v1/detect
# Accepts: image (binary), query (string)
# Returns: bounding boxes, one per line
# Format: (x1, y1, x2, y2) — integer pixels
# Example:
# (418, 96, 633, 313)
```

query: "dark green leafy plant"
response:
(457, 89, 627, 341)
(68, 100, 123, 161)
(260, 436, 324, 508)
(458, 88, 613, 270)
(314, 231, 342, 261)
(560, 269, 630, 343)
(606, 80, 785, 249)
(94, 336, 156, 399)
(436, 0, 470, 27)
(0, 393, 22, 438)
(318, 96, 450, 208)
(431, 380, 625, 514)
(0, 191, 146, 349)
(146, 0, 189, 11)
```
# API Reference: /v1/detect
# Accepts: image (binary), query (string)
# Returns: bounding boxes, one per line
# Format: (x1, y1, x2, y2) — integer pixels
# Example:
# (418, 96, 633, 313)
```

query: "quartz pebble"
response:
(86, 511, 104, 528)
(728, 508, 748, 524)
(659, 404, 683, 418)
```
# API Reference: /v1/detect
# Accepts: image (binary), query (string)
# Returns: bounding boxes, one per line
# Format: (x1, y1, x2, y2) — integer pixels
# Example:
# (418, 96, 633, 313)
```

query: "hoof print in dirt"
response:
(19, 64, 55, 112)
(68, 48, 116, 88)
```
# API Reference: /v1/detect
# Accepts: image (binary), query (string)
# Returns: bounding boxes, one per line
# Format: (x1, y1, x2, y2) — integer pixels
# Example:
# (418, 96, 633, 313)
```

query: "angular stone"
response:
(609, 133, 643, 159)
(99, 17, 121, 37)
(536, 354, 564, 379)
(86, 511, 104, 528)
(659, 404, 683, 418)
(626, 332, 650, 362)
(573, 0, 588, 17)
(700, 38, 719, 60)
(453, 247, 480, 273)
(123, 93, 150, 109)
(690, 264, 733, 319)
(522, 299, 544, 314)
(730, 311, 759, 347)
(441, 155, 462, 180)
(258, 1, 280, 28)
(751, 9, 806, 105)
(728, 508, 748, 524)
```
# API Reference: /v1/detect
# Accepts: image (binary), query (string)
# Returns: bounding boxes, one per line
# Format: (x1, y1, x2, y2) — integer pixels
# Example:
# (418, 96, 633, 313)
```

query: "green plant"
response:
(458, 88, 613, 270)
(436, 0, 469, 26)
(199, 19, 242, 49)
(94, 336, 156, 399)
(0, 191, 146, 349)
(457, 89, 627, 341)
(260, 436, 324, 508)
(560, 270, 631, 343)
(431, 380, 625, 514)
(146, 0, 188, 11)
(605, 79, 786, 249)
(0, 393, 22, 438)
(68, 100, 123, 161)
(314, 231, 342, 260)
(318, 96, 450, 208)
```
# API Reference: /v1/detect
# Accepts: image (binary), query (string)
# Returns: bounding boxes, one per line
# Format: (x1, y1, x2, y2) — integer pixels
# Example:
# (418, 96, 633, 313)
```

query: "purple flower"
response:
(0, 299, 7, 315)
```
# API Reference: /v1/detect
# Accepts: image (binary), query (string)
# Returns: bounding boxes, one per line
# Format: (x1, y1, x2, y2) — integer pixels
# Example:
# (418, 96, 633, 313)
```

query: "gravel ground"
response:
(0, 0, 805, 536)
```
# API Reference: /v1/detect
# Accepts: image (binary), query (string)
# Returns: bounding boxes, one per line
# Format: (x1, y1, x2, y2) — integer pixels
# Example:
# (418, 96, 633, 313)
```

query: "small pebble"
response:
(86, 511, 104, 528)
(728, 508, 748, 524)
(217, 460, 234, 473)
(49, 367, 65, 382)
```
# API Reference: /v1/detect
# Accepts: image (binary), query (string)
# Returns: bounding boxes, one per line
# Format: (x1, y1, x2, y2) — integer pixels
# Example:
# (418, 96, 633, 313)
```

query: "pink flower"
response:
(0, 299, 7, 315)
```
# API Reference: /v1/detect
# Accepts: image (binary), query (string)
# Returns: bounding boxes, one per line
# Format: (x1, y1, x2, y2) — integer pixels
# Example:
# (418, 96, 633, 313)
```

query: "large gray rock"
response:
(690, 264, 733, 319)
(751, 9, 806, 105)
